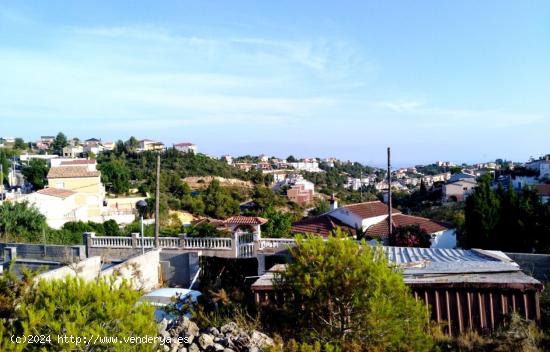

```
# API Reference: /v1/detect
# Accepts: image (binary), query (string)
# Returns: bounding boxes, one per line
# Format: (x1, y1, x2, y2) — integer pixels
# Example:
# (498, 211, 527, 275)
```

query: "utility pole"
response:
(387, 147, 392, 236)
(154, 153, 160, 248)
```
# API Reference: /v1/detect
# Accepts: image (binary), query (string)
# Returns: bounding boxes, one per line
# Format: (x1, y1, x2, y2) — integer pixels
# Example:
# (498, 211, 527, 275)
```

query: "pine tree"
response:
(274, 229, 433, 351)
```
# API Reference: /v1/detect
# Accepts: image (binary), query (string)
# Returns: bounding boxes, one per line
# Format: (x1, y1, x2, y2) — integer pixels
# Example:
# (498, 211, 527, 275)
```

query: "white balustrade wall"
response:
(88, 234, 296, 257)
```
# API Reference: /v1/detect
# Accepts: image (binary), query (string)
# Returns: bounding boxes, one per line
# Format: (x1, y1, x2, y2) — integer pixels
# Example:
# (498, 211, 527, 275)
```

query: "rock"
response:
(199, 334, 215, 350)
(163, 345, 170, 352)
(186, 334, 195, 345)
(157, 319, 169, 335)
(182, 317, 200, 337)
(188, 343, 200, 352)
(223, 349, 235, 352)
(178, 348, 187, 352)
(249, 331, 274, 349)
(220, 322, 239, 336)
(207, 327, 220, 336)
(213, 343, 225, 351)
(247, 347, 260, 352)
(170, 339, 181, 352)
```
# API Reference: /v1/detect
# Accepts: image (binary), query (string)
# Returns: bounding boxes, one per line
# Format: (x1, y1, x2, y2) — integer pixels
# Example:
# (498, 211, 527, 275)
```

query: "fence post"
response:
(82, 232, 94, 258)
(231, 230, 239, 258)
(131, 233, 139, 249)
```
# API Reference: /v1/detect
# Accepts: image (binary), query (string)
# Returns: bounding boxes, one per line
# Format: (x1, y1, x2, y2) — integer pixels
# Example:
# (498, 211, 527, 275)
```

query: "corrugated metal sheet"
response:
(381, 246, 522, 275)
(383, 246, 498, 265)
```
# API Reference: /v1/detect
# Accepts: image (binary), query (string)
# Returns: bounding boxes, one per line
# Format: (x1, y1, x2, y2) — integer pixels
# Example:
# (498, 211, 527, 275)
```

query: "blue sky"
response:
(1, 1, 549, 166)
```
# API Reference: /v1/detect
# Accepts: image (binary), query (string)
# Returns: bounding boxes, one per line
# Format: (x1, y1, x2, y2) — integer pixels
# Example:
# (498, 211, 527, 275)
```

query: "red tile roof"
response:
(37, 188, 76, 199)
(224, 216, 268, 225)
(535, 184, 550, 196)
(59, 160, 96, 166)
(291, 215, 355, 237)
(175, 142, 195, 147)
(366, 214, 448, 237)
(340, 201, 401, 219)
(47, 166, 100, 178)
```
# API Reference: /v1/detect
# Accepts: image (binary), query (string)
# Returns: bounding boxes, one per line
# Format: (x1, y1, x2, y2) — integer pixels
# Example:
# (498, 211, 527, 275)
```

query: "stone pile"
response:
(157, 317, 274, 352)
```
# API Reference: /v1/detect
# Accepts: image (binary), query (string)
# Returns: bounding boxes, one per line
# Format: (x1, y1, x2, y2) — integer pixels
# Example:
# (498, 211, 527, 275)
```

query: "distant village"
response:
(1, 133, 550, 348)
(0, 136, 550, 248)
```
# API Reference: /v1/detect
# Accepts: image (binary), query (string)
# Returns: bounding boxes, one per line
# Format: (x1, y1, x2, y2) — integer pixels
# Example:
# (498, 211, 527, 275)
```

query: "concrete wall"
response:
(35, 256, 102, 282)
(505, 252, 550, 282)
(33, 250, 161, 292)
(0, 242, 86, 262)
(100, 249, 161, 292)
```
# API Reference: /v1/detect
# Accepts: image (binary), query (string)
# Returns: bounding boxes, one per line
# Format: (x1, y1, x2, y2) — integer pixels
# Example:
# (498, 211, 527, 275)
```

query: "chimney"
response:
(329, 193, 338, 210)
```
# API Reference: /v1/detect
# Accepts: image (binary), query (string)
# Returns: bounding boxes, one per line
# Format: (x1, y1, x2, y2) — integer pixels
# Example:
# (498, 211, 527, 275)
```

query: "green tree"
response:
(261, 207, 292, 238)
(99, 157, 131, 194)
(21, 158, 49, 190)
(461, 174, 501, 249)
(0, 201, 47, 242)
(286, 155, 298, 163)
(52, 132, 68, 155)
(449, 166, 462, 174)
(103, 219, 121, 236)
(311, 199, 330, 216)
(202, 179, 240, 218)
(124, 136, 140, 153)
(0, 275, 157, 352)
(0, 149, 10, 186)
(13, 137, 26, 150)
(275, 230, 433, 351)
(253, 185, 276, 212)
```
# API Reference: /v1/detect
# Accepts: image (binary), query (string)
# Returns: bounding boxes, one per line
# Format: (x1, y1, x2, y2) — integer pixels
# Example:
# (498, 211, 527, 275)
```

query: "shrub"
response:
(0, 274, 157, 351)
(273, 229, 433, 351)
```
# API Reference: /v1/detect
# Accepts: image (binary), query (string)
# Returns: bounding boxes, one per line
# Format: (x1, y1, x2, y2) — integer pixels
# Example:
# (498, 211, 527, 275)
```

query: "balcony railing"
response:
(90, 236, 133, 248)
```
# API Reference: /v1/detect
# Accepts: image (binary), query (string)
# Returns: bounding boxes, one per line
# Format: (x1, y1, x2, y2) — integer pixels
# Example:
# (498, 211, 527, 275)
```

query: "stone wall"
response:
(0, 242, 85, 262)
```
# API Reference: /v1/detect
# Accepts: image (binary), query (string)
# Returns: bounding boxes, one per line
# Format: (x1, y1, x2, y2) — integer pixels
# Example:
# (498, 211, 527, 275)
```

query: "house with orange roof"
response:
(291, 198, 456, 248)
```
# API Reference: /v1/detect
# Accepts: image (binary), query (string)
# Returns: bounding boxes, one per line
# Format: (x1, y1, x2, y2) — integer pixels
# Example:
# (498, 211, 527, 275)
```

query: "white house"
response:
(174, 142, 197, 154)
(25, 188, 87, 229)
(328, 201, 400, 231)
(62, 145, 84, 158)
(443, 179, 477, 202)
(290, 161, 322, 172)
(526, 156, 550, 180)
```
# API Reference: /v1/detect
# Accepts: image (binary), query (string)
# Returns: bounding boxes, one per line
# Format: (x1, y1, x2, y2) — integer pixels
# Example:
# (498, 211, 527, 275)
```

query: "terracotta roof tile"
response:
(340, 201, 400, 219)
(37, 188, 76, 199)
(366, 214, 448, 237)
(535, 184, 550, 196)
(291, 215, 355, 237)
(224, 216, 268, 225)
(47, 166, 100, 178)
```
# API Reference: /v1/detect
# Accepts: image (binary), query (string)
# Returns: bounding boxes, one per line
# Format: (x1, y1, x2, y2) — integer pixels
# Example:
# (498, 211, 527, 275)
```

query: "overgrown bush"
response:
(272, 229, 433, 351)
(0, 271, 157, 352)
